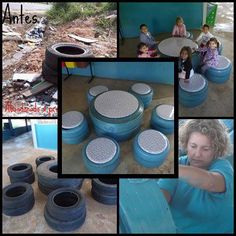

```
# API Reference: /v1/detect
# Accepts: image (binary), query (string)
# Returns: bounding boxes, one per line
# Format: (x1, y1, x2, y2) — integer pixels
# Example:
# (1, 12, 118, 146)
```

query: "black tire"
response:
(91, 178, 117, 205)
(42, 60, 58, 85)
(45, 42, 93, 71)
(92, 178, 117, 195)
(45, 188, 86, 221)
(91, 188, 117, 205)
(44, 207, 86, 232)
(9, 172, 35, 184)
(3, 182, 35, 216)
(7, 163, 33, 178)
(36, 155, 56, 167)
(37, 160, 84, 195)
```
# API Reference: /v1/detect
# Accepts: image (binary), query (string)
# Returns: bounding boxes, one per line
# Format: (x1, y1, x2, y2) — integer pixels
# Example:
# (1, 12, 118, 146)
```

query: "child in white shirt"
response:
(195, 24, 214, 48)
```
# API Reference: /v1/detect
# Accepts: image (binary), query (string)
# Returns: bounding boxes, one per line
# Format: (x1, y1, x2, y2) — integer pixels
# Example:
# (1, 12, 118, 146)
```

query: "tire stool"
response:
(87, 85, 108, 104)
(62, 111, 89, 144)
(89, 90, 144, 141)
(151, 104, 174, 134)
(129, 83, 153, 109)
(133, 129, 170, 168)
(179, 73, 208, 107)
(82, 137, 120, 174)
(205, 55, 232, 83)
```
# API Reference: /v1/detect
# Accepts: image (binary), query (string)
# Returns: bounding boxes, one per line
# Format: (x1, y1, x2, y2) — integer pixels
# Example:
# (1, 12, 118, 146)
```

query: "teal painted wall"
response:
(63, 62, 174, 85)
(120, 2, 203, 38)
(35, 124, 57, 150)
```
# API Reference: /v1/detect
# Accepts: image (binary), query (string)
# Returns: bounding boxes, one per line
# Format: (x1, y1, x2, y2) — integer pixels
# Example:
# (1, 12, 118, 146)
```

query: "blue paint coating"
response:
(119, 179, 176, 233)
(62, 119, 89, 144)
(129, 88, 153, 109)
(89, 97, 144, 142)
(133, 131, 170, 168)
(179, 79, 208, 107)
(62, 62, 174, 85)
(205, 58, 232, 84)
(35, 124, 57, 150)
(82, 137, 120, 174)
(119, 2, 203, 38)
(221, 119, 234, 132)
(151, 107, 174, 135)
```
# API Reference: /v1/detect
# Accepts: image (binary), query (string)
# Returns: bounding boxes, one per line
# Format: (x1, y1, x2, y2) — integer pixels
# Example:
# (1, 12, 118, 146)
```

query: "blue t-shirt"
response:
(158, 156, 234, 233)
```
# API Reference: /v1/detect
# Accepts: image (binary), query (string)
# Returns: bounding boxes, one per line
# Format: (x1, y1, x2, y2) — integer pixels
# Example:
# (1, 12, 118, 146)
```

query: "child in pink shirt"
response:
(172, 16, 187, 37)
(137, 43, 160, 58)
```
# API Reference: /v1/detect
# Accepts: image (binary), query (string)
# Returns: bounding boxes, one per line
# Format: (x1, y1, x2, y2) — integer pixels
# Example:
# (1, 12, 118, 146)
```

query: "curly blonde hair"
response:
(179, 119, 232, 158)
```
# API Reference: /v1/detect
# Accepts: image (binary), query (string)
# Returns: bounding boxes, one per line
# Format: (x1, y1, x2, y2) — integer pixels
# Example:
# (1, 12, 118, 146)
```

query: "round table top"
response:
(138, 129, 168, 154)
(215, 55, 231, 69)
(158, 37, 198, 57)
(156, 104, 174, 120)
(179, 73, 206, 92)
(62, 111, 84, 129)
(131, 83, 152, 95)
(86, 137, 117, 164)
(94, 90, 139, 119)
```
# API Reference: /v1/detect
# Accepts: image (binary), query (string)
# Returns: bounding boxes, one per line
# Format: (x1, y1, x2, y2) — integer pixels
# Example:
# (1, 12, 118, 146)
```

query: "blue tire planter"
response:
(82, 137, 120, 174)
(151, 104, 174, 135)
(191, 52, 201, 71)
(62, 111, 89, 144)
(87, 85, 108, 104)
(133, 129, 170, 168)
(179, 73, 208, 107)
(129, 83, 153, 109)
(205, 56, 232, 83)
(89, 90, 144, 141)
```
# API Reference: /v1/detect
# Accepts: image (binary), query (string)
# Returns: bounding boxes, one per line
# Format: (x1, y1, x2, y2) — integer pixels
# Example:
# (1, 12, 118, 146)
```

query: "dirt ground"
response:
(3, 13, 117, 81)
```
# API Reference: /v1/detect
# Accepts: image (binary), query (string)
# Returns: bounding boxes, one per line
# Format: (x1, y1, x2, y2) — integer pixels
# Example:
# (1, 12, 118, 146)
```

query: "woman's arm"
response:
(179, 165, 226, 192)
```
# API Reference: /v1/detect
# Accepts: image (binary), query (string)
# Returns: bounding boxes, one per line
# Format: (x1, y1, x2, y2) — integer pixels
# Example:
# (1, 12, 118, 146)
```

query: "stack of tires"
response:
(3, 182, 35, 216)
(36, 155, 55, 167)
(91, 178, 117, 205)
(37, 160, 83, 195)
(7, 163, 35, 184)
(42, 43, 93, 85)
(44, 188, 86, 232)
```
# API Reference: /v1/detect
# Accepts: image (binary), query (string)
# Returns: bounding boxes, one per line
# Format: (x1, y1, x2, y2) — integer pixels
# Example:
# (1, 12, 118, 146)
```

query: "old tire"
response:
(42, 60, 58, 85)
(37, 160, 83, 195)
(36, 155, 56, 167)
(45, 42, 93, 71)
(3, 182, 35, 216)
(7, 163, 33, 178)
(9, 172, 35, 184)
(91, 178, 117, 205)
(44, 188, 86, 232)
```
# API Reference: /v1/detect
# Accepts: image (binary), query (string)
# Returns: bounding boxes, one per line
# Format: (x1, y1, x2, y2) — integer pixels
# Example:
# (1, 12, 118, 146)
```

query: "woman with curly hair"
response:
(158, 119, 233, 233)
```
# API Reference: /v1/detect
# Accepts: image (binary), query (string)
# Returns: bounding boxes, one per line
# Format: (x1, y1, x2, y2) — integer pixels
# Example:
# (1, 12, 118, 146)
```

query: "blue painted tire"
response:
(221, 119, 234, 132)
(205, 56, 232, 84)
(129, 84, 153, 109)
(89, 91, 144, 141)
(87, 85, 109, 104)
(62, 119, 89, 144)
(133, 130, 170, 168)
(119, 179, 176, 233)
(82, 137, 120, 174)
(191, 52, 201, 71)
(151, 105, 174, 135)
(179, 75, 208, 107)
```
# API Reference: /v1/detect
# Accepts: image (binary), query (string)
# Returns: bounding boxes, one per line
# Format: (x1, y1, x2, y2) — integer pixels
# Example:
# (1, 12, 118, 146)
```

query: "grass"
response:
(46, 2, 116, 25)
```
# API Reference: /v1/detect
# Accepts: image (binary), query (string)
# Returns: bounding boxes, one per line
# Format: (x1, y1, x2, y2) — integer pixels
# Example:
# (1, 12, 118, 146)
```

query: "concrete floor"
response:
(62, 76, 174, 174)
(119, 29, 234, 117)
(2, 132, 117, 233)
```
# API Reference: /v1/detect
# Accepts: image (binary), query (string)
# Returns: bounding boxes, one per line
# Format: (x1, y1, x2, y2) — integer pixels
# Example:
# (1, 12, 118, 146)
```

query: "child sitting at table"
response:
(195, 37, 219, 74)
(195, 24, 214, 48)
(172, 16, 187, 37)
(139, 24, 159, 50)
(178, 46, 194, 82)
(137, 43, 160, 58)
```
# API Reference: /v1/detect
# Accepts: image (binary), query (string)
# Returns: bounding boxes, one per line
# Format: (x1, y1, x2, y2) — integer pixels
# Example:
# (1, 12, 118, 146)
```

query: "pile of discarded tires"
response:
(42, 42, 93, 84)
